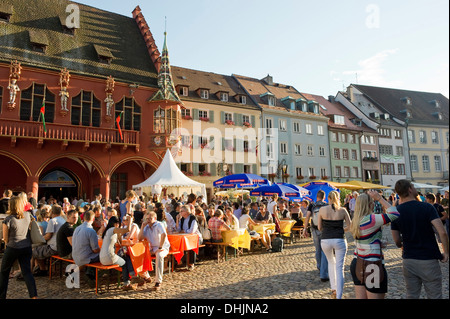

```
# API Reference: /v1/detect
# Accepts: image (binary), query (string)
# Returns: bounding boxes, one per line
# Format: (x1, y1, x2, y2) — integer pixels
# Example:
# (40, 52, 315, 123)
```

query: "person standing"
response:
(349, 191, 400, 299)
(0, 189, 12, 215)
(390, 179, 449, 299)
(119, 190, 136, 222)
(302, 190, 329, 281)
(318, 191, 351, 299)
(0, 196, 38, 299)
(139, 211, 170, 291)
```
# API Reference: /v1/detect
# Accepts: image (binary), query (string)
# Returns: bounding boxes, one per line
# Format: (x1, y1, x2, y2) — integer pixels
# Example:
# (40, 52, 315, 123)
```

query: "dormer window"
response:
(29, 30, 49, 53)
(400, 109, 412, 118)
(308, 101, 319, 114)
(432, 112, 443, 120)
(198, 89, 209, 99)
(235, 94, 247, 105)
(430, 100, 440, 108)
(93, 44, 114, 64)
(0, 3, 13, 22)
(370, 112, 380, 119)
(260, 92, 275, 106)
(381, 113, 390, 120)
(281, 96, 295, 110)
(296, 98, 307, 112)
(351, 118, 362, 126)
(334, 115, 345, 125)
(59, 16, 78, 35)
(178, 86, 188, 96)
(217, 92, 228, 102)
(401, 97, 412, 106)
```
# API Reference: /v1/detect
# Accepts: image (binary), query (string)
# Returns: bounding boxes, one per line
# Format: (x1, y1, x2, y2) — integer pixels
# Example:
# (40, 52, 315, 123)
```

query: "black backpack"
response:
(272, 237, 284, 252)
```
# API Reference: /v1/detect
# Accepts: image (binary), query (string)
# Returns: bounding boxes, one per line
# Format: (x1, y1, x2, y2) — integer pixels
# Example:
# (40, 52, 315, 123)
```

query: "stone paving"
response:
(2, 228, 448, 300)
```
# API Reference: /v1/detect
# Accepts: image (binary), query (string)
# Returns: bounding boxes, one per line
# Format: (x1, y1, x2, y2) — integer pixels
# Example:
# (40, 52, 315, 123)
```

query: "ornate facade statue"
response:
(7, 60, 22, 110)
(105, 75, 115, 117)
(59, 68, 71, 113)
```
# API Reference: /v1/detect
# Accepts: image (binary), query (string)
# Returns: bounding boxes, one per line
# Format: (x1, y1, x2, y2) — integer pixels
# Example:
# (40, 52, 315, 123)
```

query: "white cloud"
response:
(342, 49, 402, 87)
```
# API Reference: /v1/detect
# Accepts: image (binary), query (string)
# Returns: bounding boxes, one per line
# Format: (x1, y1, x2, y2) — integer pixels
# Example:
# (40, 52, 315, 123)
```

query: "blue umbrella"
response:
(277, 183, 311, 197)
(213, 173, 270, 189)
(302, 181, 340, 203)
(250, 184, 300, 197)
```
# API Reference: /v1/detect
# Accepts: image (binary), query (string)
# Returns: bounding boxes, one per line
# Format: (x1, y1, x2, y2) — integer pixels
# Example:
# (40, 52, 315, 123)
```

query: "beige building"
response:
(171, 66, 261, 199)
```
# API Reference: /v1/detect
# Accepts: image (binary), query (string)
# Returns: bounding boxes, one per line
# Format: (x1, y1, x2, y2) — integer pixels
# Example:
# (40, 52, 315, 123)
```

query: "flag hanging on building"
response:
(116, 111, 123, 141)
(40, 100, 47, 133)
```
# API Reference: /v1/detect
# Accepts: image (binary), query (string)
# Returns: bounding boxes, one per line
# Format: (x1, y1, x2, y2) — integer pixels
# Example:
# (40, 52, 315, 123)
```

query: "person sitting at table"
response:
(72, 210, 101, 287)
(207, 209, 230, 242)
(224, 207, 240, 230)
(239, 207, 269, 250)
(97, 207, 118, 237)
(139, 211, 170, 291)
(278, 201, 291, 220)
(206, 204, 215, 223)
(56, 209, 79, 260)
(249, 202, 259, 220)
(176, 205, 202, 270)
(133, 203, 145, 228)
(92, 205, 104, 233)
(122, 214, 140, 241)
(100, 215, 137, 291)
(254, 203, 274, 251)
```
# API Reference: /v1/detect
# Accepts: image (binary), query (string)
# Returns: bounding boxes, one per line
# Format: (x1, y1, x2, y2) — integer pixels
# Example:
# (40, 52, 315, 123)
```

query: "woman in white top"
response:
(122, 214, 140, 241)
(100, 215, 137, 291)
(225, 207, 239, 230)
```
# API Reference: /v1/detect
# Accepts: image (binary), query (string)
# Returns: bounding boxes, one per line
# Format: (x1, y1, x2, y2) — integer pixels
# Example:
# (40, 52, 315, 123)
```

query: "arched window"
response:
(71, 90, 101, 127)
(115, 97, 141, 131)
(20, 83, 55, 122)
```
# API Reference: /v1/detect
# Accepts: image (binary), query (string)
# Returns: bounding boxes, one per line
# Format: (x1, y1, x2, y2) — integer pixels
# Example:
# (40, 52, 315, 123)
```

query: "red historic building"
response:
(0, 1, 182, 202)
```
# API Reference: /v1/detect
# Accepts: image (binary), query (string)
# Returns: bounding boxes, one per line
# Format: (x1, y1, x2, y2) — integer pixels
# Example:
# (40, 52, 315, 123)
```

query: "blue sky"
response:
(77, 0, 449, 98)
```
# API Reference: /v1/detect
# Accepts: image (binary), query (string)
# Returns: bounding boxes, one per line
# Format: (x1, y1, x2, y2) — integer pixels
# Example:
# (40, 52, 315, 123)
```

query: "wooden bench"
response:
(49, 255, 121, 295)
(291, 226, 305, 243)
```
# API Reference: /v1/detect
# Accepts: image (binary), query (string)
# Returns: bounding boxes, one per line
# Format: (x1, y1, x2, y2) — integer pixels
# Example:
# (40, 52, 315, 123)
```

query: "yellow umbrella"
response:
(232, 189, 250, 197)
(299, 180, 360, 190)
(345, 180, 390, 190)
(215, 191, 230, 197)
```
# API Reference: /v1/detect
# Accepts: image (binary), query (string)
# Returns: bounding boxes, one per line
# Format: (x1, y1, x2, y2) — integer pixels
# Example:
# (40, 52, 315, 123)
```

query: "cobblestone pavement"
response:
(2, 228, 448, 300)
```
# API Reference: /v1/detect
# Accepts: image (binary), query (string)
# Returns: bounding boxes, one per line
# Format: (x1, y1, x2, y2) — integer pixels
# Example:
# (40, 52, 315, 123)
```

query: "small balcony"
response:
(0, 118, 139, 152)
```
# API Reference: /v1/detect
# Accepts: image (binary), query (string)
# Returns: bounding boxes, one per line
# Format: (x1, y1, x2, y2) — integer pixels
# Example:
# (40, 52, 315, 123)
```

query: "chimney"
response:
(328, 95, 335, 103)
(262, 74, 273, 86)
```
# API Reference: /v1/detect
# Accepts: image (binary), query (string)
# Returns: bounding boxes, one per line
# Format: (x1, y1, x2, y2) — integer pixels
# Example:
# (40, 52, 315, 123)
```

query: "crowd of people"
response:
(0, 182, 448, 299)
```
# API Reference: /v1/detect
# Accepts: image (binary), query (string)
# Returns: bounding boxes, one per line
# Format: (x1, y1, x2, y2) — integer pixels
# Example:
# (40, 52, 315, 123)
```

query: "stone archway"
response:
(0, 150, 31, 194)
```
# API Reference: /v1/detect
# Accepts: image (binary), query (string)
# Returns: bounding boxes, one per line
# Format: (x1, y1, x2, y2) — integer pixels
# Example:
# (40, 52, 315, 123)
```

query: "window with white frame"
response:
(317, 125, 324, 135)
(306, 123, 312, 134)
(396, 146, 403, 156)
(431, 131, 439, 144)
(422, 155, 430, 172)
(380, 145, 393, 155)
(319, 146, 326, 157)
(348, 134, 355, 144)
(398, 163, 405, 175)
(293, 122, 300, 133)
(239, 95, 246, 105)
(220, 92, 228, 102)
(320, 168, 327, 178)
(199, 110, 208, 119)
(179, 86, 188, 96)
(446, 131, 449, 144)
(265, 118, 273, 135)
(342, 149, 349, 160)
(335, 166, 341, 178)
(394, 129, 402, 139)
(279, 119, 287, 131)
(267, 142, 274, 159)
(340, 133, 347, 143)
(331, 132, 338, 142)
(334, 115, 345, 125)
(352, 167, 359, 178)
(308, 168, 315, 177)
(181, 108, 191, 118)
(419, 130, 427, 144)
(408, 130, 416, 143)
(296, 167, 303, 177)
(242, 115, 250, 125)
(351, 149, 358, 160)
(200, 89, 209, 99)
(307, 145, 314, 156)
(295, 144, 302, 155)
(434, 155, 442, 172)
(280, 142, 288, 154)
(343, 166, 350, 178)
(333, 148, 340, 159)
(268, 96, 275, 106)
(410, 155, 418, 171)
(225, 112, 233, 122)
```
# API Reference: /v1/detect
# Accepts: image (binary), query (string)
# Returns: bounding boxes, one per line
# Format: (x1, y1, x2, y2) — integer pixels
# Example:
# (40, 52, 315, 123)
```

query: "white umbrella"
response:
(441, 186, 449, 192)
(412, 182, 443, 190)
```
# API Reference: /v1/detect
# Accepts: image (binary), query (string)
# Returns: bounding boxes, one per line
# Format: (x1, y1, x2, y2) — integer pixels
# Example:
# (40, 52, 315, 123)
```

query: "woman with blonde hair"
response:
(0, 196, 38, 299)
(349, 191, 399, 299)
(318, 190, 351, 299)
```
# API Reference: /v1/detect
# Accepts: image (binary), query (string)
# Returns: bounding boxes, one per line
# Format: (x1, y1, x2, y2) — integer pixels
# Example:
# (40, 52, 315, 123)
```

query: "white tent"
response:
(132, 149, 207, 202)
(412, 182, 443, 190)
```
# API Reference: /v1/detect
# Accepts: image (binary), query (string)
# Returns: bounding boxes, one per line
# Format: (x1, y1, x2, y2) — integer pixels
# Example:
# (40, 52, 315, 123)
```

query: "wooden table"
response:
(167, 233, 199, 264)
(221, 228, 251, 250)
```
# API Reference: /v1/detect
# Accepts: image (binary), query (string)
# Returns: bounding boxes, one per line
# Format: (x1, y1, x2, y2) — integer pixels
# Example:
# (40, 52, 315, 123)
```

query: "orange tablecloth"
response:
(168, 233, 200, 264)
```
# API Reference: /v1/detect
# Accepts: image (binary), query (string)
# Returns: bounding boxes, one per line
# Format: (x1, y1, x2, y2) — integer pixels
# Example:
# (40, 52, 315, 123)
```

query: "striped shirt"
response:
(354, 206, 399, 262)
(208, 217, 228, 241)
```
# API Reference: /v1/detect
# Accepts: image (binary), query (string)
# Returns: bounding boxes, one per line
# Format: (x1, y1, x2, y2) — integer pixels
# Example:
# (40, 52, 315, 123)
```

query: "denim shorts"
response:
(350, 257, 388, 294)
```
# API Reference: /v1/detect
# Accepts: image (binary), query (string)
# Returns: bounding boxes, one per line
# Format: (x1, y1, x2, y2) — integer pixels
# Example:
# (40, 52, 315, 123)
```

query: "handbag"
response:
(29, 218, 46, 247)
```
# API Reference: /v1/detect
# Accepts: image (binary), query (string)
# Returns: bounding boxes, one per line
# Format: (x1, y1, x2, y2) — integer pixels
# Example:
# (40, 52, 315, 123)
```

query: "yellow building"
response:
(171, 66, 261, 199)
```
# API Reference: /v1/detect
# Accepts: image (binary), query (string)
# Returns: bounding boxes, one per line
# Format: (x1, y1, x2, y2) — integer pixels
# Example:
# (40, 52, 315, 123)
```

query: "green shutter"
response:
(193, 163, 199, 176)
(210, 163, 217, 176)
(222, 137, 226, 151)
(209, 135, 215, 150)
(221, 111, 225, 124)
(252, 164, 257, 175)
(192, 135, 199, 149)
(234, 113, 240, 126)
(209, 110, 214, 123)
(235, 163, 244, 174)
(193, 109, 199, 120)
(251, 115, 256, 127)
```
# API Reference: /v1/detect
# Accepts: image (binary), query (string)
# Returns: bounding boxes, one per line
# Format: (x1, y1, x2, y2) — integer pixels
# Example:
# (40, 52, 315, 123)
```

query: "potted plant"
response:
(296, 175, 304, 180)
(243, 121, 252, 128)
(282, 174, 290, 178)
(321, 175, 329, 180)
(309, 175, 317, 180)
(268, 173, 277, 179)
(199, 117, 210, 122)
(225, 120, 235, 125)
(182, 115, 192, 120)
